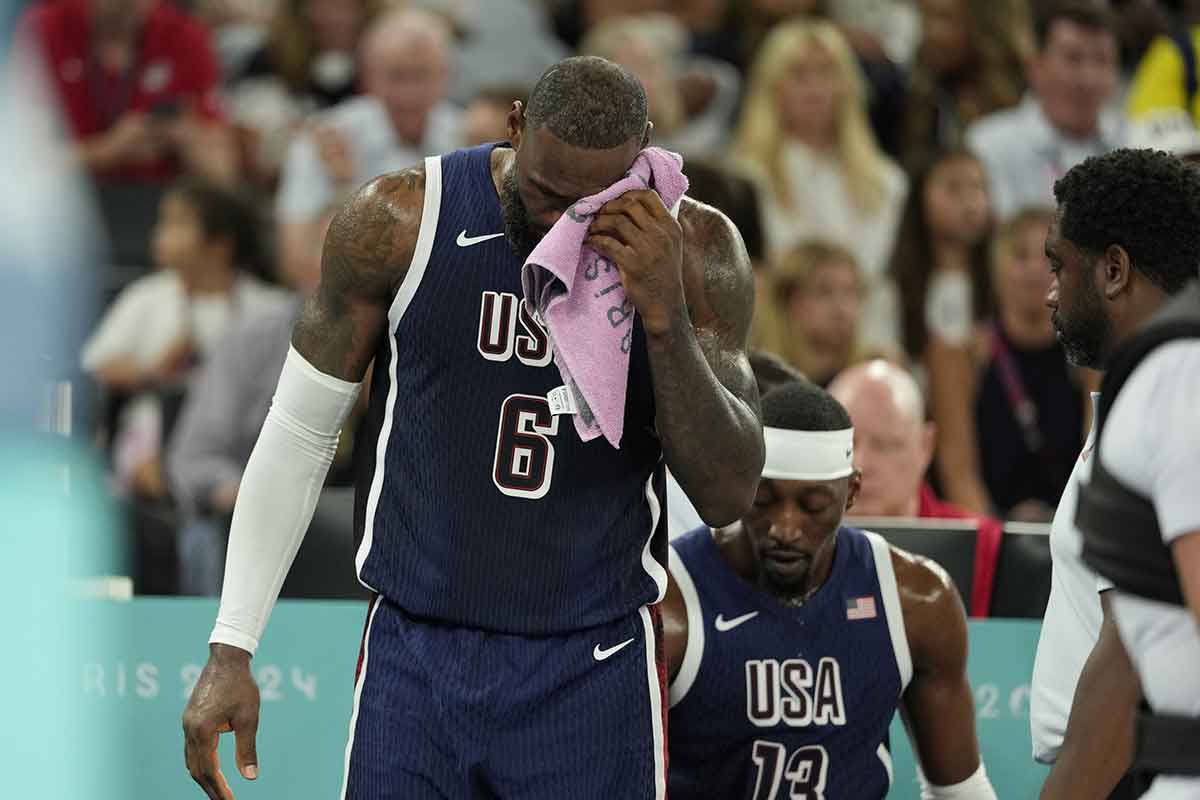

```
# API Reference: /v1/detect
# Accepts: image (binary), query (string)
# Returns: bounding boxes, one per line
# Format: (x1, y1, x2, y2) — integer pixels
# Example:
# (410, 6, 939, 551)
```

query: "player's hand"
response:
(586, 189, 686, 338)
(182, 643, 261, 800)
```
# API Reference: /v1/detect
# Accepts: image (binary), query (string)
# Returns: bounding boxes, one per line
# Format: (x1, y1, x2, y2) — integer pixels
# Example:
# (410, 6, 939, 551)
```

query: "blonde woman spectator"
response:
(578, 12, 740, 157)
(902, 0, 1032, 171)
(734, 19, 907, 352)
(768, 239, 866, 387)
(929, 207, 1086, 520)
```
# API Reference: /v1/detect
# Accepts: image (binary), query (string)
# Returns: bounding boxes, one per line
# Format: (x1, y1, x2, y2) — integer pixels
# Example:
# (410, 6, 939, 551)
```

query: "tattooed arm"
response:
(657, 200, 763, 524)
(589, 191, 762, 525)
(293, 166, 426, 378)
(181, 166, 424, 800)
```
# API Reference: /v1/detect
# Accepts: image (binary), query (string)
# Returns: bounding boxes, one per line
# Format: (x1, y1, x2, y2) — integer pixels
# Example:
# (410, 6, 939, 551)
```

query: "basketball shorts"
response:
(340, 595, 668, 799)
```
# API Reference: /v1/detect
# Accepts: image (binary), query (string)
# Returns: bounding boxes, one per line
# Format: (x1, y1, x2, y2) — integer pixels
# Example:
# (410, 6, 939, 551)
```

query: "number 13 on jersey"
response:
(752, 741, 829, 800)
(492, 393, 559, 499)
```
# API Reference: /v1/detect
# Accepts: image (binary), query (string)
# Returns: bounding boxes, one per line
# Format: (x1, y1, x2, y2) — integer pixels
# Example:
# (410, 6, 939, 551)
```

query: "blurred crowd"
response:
(14, 0, 1200, 595)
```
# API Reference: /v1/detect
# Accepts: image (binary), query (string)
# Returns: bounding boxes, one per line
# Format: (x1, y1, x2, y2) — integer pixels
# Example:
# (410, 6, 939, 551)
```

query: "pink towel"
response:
(521, 147, 689, 448)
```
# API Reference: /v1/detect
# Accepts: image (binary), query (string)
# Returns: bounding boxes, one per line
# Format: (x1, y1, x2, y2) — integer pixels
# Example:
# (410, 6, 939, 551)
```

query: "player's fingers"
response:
(590, 212, 639, 246)
(233, 709, 260, 781)
(184, 723, 234, 800)
(599, 193, 655, 230)
(586, 233, 632, 266)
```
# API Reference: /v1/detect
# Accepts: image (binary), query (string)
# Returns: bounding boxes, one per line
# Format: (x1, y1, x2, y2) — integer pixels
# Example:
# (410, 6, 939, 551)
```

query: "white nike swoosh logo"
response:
(456, 230, 505, 247)
(714, 611, 760, 632)
(593, 637, 636, 661)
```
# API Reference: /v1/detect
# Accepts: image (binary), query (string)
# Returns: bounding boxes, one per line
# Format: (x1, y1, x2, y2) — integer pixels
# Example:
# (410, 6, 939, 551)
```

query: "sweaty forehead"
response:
(523, 127, 640, 199)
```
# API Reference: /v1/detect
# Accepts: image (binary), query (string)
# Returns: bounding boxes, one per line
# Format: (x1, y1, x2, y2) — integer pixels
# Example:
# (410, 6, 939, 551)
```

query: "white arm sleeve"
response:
(920, 764, 997, 800)
(209, 346, 361, 655)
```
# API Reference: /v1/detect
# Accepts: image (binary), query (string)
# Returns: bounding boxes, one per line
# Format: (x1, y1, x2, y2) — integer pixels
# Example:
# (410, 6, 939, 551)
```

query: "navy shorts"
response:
(339, 596, 668, 799)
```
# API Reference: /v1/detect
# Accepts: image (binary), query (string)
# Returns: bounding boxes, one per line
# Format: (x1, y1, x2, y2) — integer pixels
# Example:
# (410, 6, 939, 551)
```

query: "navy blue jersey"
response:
(352, 143, 667, 635)
(667, 526, 913, 800)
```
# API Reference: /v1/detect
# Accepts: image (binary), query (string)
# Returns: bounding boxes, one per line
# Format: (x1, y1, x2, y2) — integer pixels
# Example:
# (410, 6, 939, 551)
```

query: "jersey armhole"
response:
(864, 531, 914, 691)
(668, 545, 705, 708)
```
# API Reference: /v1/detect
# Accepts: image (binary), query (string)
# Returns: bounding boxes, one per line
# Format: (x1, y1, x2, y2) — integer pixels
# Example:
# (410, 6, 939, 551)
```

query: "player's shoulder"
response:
(884, 540, 961, 616)
(676, 196, 753, 291)
(321, 164, 428, 294)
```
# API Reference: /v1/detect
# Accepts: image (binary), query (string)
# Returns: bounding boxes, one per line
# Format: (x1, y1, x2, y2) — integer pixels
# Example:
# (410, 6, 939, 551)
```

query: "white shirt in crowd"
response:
(966, 94, 1126, 222)
(81, 269, 290, 490)
(275, 95, 461, 223)
(1100, 341, 1200, 800)
(1030, 392, 1110, 764)
(754, 141, 908, 352)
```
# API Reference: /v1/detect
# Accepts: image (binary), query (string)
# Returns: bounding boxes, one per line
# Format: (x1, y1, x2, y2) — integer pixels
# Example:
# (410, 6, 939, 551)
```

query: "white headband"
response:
(762, 426, 855, 481)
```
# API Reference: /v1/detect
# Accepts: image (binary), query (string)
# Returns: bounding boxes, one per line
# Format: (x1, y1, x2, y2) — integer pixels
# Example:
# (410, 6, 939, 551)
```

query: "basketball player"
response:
(664, 381, 997, 799)
(181, 57, 765, 800)
(1044, 148, 1200, 799)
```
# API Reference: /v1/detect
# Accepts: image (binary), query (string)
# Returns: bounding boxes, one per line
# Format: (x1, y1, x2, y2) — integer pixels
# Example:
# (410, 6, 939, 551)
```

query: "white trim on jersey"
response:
(639, 604, 667, 800)
(355, 155, 443, 585)
(865, 530, 914, 691)
(877, 743, 894, 788)
(667, 544, 706, 708)
(641, 472, 668, 602)
(338, 597, 382, 800)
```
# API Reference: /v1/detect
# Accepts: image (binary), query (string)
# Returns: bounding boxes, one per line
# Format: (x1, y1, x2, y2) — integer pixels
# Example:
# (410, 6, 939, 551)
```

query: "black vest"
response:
(1077, 281, 1200, 606)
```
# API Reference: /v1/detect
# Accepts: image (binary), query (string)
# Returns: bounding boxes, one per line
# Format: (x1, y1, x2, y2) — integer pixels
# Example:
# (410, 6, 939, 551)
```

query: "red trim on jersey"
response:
(354, 594, 380, 685)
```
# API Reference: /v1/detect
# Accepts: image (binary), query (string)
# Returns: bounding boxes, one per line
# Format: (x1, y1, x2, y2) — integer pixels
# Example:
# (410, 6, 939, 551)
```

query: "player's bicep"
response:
(901, 562, 981, 786)
(291, 168, 424, 381)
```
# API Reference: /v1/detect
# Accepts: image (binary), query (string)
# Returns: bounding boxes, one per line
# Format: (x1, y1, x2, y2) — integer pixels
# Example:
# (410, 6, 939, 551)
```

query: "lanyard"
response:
(990, 320, 1045, 455)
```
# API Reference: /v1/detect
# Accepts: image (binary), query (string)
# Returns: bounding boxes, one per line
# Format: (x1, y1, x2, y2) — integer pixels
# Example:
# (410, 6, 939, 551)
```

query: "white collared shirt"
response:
(966, 94, 1126, 221)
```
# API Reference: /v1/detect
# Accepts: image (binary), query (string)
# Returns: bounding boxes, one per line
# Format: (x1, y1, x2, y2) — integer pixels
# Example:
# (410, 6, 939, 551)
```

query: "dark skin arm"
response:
(1040, 592, 1139, 800)
(181, 166, 424, 800)
(588, 195, 763, 526)
(896, 547, 989, 789)
(663, 566, 689, 684)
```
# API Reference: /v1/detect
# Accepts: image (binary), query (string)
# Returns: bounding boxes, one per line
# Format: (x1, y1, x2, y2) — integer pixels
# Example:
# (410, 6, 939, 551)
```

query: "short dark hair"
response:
(169, 177, 271, 280)
(750, 350, 808, 397)
(761, 380, 852, 433)
(1034, 0, 1115, 50)
(525, 56, 648, 149)
(1054, 148, 1200, 293)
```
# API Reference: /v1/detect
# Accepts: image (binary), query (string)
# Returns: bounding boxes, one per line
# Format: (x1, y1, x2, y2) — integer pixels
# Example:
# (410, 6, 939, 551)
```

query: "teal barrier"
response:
(82, 599, 1047, 798)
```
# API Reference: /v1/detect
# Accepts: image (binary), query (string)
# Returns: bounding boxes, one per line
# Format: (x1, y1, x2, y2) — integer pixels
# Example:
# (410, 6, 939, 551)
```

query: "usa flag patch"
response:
(846, 595, 877, 621)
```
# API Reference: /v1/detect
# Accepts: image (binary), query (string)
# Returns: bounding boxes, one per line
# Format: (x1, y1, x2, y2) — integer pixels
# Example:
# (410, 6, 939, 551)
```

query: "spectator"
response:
(579, 13, 741, 156)
(226, 0, 382, 185)
(966, 0, 1123, 221)
(891, 148, 994, 365)
(734, 18, 908, 352)
(1125, 1, 1200, 125)
(424, 0, 566, 106)
(928, 207, 1085, 520)
(768, 239, 868, 387)
(829, 358, 1005, 617)
(82, 176, 288, 516)
(902, 0, 1032, 172)
(19, 0, 237, 184)
(460, 85, 528, 147)
(166, 209, 349, 595)
(276, 6, 459, 287)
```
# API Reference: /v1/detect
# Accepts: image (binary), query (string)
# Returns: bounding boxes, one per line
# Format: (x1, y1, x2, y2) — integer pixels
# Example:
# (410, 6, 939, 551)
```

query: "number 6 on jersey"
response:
(492, 393, 560, 499)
